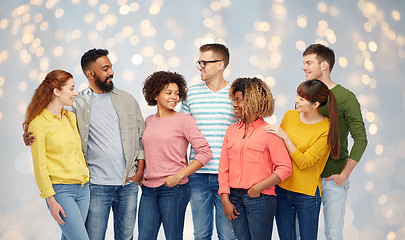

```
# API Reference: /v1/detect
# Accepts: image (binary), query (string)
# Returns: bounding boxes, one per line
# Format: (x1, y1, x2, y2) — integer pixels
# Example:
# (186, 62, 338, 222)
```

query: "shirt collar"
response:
(236, 117, 265, 129)
(85, 86, 117, 95)
(41, 108, 68, 122)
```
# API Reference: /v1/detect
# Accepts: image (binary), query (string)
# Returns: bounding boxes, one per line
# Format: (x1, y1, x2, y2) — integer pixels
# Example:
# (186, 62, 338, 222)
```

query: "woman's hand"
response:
(46, 196, 65, 225)
(164, 174, 182, 187)
(247, 185, 261, 198)
(264, 124, 287, 140)
(221, 194, 239, 220)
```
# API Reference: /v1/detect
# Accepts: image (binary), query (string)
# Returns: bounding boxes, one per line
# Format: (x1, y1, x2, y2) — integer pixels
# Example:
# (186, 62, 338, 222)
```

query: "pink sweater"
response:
(142, 112, 212, 187)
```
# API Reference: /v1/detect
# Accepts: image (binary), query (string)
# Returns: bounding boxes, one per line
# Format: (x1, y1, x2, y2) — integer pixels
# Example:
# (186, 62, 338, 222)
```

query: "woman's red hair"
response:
(22, 69, 73, 129)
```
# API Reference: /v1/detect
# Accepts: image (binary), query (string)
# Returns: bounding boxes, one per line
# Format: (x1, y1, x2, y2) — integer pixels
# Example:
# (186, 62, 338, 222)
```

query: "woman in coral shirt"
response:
(218, 77, 292, 240)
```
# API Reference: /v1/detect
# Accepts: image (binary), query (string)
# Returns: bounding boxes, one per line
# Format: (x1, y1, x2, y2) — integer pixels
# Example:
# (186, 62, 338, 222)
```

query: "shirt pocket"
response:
(245, 143, 265, 163)
(226, 141, 237, 161)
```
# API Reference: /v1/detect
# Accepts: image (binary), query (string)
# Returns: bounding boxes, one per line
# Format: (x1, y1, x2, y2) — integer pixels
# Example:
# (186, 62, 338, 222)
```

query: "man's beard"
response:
(95, 75, 114, 92)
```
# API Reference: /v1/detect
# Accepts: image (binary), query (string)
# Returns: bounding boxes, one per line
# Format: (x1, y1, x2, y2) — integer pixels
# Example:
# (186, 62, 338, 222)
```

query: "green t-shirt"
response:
(319, 84, 367, 178)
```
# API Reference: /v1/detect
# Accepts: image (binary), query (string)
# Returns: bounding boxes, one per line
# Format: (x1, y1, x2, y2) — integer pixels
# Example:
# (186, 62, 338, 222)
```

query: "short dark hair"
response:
(199, 43, 230, 69)
(81, 48, 109, 73)
(303, 44, 335, 72)
(142, 71, 187, 106)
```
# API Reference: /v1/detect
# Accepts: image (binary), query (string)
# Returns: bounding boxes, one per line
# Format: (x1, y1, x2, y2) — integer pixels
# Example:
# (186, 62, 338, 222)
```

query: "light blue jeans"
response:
(188, 173, 236, 240)
(48, 183, 90, 240)
(85, 183, 139, 240)
(321, 178, 350, 240)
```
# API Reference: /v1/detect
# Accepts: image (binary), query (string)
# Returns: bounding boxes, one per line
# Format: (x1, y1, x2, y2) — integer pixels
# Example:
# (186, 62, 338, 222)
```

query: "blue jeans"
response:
(275, 185, 321, 240)
(85, 183, 139, 240)
(321, 178, 350, 240)
(138, 183, 190, 240)
(188, 173, 235, 240)
(48, 183, 90, 240)
(229, 188, 277, 240)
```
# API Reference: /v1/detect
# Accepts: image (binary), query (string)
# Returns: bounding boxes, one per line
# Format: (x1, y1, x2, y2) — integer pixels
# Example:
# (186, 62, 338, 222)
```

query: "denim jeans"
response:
(85, 183, 139, 240)
(229, 188, 277, 240)
(48, 183, 90, 240)
(275, 185, 321, 240)
(138, 183, 190, 240)
(188, 173, 235, 240)
(321, 178, 350, 240)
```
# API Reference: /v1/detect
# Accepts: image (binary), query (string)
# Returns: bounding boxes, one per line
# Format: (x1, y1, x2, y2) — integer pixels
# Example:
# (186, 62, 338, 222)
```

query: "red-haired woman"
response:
(265, 79, 340, 240)
(23, 70, 90, 240)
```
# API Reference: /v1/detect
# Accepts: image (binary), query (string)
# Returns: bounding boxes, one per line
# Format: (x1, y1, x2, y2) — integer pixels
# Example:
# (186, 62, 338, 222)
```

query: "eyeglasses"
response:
(196, 60, 222, 69)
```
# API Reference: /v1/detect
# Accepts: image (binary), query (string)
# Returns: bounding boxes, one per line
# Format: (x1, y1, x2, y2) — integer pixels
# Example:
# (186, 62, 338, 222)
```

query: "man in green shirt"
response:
(302, 44, 368, 240)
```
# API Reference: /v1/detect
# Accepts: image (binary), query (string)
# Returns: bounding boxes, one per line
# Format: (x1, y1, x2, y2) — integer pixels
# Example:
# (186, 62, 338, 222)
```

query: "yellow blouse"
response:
(29, 108, 89, 198)
(278, 110, 331, 196)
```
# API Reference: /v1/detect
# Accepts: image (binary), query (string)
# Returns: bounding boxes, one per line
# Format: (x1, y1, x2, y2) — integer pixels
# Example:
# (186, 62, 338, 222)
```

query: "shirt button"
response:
(85, 125, 88, 128)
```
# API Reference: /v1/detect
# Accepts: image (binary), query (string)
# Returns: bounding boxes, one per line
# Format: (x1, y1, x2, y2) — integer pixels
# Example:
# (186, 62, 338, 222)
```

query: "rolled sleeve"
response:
(269, 134, 292, 182)
(218, 132, 230, 195)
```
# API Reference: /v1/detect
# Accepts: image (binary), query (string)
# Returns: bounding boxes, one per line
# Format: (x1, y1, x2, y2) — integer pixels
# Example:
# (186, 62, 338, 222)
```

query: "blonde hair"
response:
(229, 77, 274, 121)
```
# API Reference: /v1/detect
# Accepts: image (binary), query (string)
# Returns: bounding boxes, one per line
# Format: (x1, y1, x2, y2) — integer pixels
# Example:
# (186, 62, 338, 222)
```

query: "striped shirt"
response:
(181, 82, 237, 174)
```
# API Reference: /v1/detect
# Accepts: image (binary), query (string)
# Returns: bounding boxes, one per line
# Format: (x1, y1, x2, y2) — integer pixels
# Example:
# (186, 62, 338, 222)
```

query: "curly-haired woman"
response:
(218, 77, 292, 240)
(138, 71, 212, 240)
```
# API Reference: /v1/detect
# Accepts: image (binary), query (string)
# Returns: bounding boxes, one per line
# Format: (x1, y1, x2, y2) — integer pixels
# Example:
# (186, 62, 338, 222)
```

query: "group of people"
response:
(23, 43, 367, 240)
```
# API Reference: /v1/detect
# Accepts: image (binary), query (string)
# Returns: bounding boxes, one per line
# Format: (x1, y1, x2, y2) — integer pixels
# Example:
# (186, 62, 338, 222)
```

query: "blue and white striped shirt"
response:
(181, 82, 237, 174)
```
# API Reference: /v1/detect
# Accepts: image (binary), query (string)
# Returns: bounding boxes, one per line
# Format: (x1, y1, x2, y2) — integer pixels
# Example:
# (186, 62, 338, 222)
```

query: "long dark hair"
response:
(297, 79, 340, 159)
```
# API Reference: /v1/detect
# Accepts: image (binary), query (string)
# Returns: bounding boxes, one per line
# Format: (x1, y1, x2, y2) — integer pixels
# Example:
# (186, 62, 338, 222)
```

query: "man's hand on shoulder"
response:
(23, 125, 35, 146)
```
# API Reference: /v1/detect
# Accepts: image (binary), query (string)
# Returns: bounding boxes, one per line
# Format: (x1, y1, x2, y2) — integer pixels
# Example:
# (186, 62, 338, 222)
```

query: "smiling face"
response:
(233, 91, 244, 118)
(55, 78, 77, 106)
(155, 83, 180, 113)
(295, 94, 317, 113)
(197, 50, 222, 83)
(302, 53, 323, 81)
(90, 56, 114, 92)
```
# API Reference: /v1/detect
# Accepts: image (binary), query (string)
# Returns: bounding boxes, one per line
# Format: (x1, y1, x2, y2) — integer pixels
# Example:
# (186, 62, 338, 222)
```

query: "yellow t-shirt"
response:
(29, 108, 89, 198)
(278, 110, 331, 196)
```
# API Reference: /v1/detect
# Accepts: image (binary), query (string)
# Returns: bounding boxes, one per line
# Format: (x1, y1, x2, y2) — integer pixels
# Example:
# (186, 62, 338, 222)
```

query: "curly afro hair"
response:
(142, 71, 187, 106)
(229, 77, 274, 121)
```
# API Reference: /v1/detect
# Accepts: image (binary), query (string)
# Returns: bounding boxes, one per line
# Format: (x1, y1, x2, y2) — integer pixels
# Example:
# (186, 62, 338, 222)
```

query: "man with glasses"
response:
(181, 43, 237, 240)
